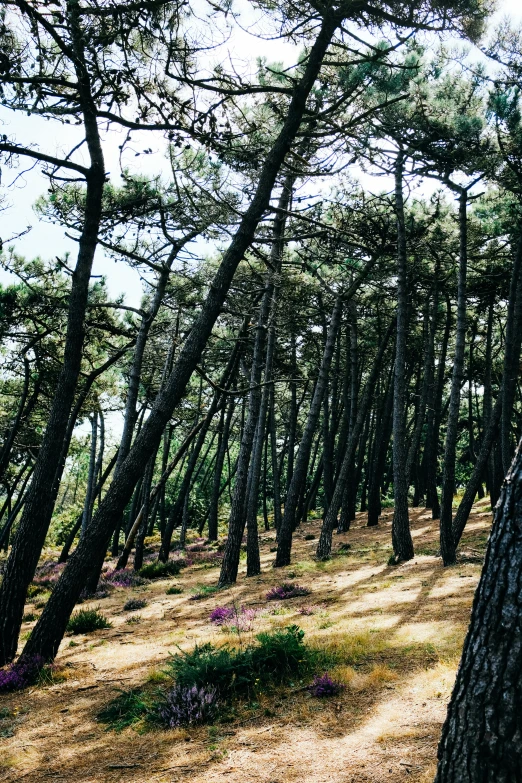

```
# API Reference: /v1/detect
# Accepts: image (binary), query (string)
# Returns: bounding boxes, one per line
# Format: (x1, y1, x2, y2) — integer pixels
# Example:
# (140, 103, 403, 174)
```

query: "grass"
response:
(97, 688, 152, 732)
(166, 585, 183, 595)
(138, 560, 182, 579)
(67, 608, 111, 634)
(189, 585, 219, 601)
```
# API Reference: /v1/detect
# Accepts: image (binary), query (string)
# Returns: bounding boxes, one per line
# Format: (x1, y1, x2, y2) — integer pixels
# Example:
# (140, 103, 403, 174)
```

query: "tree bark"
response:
(434, 437, 522, 783)
(440, 189, 469, 566)
(391, 150, 414, 563)
(500, 235, 522, 473)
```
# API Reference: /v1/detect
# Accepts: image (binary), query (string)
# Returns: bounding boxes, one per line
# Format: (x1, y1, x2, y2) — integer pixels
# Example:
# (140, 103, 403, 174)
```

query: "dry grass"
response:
(0, 501, 492, 783)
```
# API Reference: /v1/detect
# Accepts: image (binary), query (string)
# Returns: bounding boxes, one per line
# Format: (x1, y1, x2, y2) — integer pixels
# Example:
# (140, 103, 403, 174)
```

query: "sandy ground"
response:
(0, 502, 492, 783)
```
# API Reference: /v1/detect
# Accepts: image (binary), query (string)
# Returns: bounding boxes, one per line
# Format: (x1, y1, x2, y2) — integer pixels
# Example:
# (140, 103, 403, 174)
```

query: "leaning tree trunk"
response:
(434, 436, 522, 783)
(18, 14, 341, 665)
(391, 149, 414, 563)
(0, 62, 106, 664)
(439, 188, 469, 566)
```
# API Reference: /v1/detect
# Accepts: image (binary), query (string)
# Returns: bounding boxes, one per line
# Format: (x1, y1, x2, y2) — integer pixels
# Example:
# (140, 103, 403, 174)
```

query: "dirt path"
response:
(0, 503, 492, 783)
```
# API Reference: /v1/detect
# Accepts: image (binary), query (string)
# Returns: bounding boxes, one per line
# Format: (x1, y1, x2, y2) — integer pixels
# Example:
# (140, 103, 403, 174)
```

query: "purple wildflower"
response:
(266, 583, 311, 601)
(191, 551, 223, 565)
(0, 654, 46, 692)
(210, 606, 235, 625)
(307, 672, 344, 698)
(160, 684, 219, 727)
(234, 608, 257, 632)
(210, 605, 258, 630)
(104, 569, 149, 588)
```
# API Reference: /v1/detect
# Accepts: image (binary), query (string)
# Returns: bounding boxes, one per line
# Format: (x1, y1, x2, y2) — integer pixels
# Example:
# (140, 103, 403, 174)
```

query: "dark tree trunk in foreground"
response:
(434, 437, 522, 783)
(391, 150, 414, 563)
(22, 13, 340, 662)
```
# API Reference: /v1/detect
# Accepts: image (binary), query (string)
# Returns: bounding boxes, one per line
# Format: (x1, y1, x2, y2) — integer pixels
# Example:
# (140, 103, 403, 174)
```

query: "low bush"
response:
(124, 598, 147, 612)
(266, 583, 311, 601)
(166, 586, 183, 595)
(67, 608, 111, 634)
(138, 561, 181, 579)
(165, 625, 310, 702)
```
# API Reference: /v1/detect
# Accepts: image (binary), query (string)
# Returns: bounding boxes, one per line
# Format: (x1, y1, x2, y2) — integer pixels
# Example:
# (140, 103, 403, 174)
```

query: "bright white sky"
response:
(0, 0, 521, 308)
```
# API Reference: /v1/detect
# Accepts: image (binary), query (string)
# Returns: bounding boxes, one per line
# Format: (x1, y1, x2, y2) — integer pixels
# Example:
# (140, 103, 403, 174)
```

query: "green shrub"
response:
(165, 625, 310, 700)
(67, 608, 111, 634)
(138, 561, 181, 579)
(166, 586, 183, 595)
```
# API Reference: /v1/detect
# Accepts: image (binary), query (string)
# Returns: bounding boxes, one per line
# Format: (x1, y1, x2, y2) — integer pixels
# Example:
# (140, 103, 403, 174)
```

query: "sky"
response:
(1, 0, 522, 309)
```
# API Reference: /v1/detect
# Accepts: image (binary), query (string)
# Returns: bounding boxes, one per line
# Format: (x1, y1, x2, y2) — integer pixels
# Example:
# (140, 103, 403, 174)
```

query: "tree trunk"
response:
(391, 150, 414, 563)
(434, 437, 522, 783)
(367, 366, 394, 526)
(208, 400, 235, 541)
(316, 319, 394, 558)
(439, 189, 469, 566)
(58, 449, 118, 563)
(81, 412, 98, 534)
(500, 235, 522, 473)
(275, 295, 343, 567)
(0, 45, 106, 663)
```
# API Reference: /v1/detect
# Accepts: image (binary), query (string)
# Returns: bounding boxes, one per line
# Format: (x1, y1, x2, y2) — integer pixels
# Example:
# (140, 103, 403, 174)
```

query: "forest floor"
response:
(0, 502, 493, 783)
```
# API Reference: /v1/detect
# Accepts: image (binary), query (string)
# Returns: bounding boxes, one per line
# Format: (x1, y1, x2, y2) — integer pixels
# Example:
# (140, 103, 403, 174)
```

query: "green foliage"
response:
(67, 608, 111, 634)
(166, 586, 183, 595)
(138, 561, 181, 579)
(165, 625, 312, 700)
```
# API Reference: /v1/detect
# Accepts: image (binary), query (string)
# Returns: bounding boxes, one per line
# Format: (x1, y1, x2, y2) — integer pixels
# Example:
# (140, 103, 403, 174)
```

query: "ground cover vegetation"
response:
(1, 0, 522, 780)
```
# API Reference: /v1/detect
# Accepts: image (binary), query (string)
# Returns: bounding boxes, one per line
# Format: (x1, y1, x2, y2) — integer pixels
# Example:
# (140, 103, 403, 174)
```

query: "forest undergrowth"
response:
(0, 503, 491, 783)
